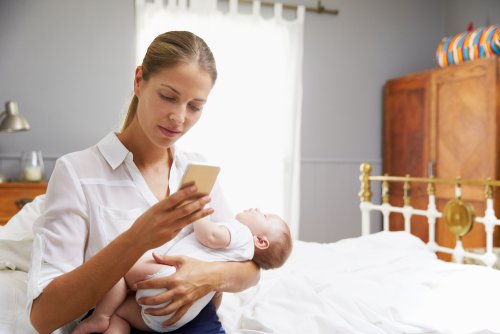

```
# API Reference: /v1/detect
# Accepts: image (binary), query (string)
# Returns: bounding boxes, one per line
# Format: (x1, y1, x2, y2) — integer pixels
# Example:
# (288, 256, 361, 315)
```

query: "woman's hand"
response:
(135, 254, 222, 327)
(128, 185, 213, 251)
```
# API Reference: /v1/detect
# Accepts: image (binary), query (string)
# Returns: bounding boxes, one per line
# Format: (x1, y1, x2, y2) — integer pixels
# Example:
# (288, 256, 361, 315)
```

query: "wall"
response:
(299, 0, 444, 241)
(1, 0, 499, 242)
(443, 0, 500, 35)
(0, 0, 135, 178)
(298, 0, 500, 242)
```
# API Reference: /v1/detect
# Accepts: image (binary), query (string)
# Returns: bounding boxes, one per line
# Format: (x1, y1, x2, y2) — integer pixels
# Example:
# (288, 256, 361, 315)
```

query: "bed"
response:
(2, 164, 500, 333)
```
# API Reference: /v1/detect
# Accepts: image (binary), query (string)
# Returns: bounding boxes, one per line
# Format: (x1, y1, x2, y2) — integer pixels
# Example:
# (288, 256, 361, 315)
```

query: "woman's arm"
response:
(30, 187, 213, 334)
(135, 254, 260, 327)
(30, 231, 144, 334)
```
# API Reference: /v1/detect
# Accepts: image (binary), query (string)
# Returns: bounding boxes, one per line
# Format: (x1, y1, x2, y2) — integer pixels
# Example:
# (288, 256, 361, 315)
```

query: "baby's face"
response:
(236, 208, 282, 236)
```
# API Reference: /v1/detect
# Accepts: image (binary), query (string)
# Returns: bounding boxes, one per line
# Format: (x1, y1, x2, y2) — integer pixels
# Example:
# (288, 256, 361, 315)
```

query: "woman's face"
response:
(134, 62, 213, 149)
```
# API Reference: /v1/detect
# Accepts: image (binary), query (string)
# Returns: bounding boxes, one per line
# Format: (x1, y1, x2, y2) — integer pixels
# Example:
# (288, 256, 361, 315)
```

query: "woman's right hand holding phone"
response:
(128, 184, 213, 251)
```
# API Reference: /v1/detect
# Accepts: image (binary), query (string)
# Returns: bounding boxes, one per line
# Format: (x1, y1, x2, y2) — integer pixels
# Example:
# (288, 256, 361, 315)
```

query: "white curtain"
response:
(135, 0, 304, 237)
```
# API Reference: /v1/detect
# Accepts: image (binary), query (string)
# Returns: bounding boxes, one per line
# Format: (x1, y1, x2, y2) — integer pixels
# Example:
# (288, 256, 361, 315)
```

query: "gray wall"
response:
(1, 0, 499, 242)
(443, 0, 500, 35)
(299, 0, 444, 241)
(0, 0, 135, 177)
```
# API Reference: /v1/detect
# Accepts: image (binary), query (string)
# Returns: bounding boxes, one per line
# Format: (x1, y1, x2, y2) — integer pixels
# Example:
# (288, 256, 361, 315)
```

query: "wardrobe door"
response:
(431, 57, 498, 254)
(383, 71, 431, 241)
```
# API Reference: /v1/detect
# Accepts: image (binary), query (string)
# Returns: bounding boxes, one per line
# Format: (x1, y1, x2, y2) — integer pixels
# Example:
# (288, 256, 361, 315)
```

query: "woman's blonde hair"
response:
(121, 31, 217, 130)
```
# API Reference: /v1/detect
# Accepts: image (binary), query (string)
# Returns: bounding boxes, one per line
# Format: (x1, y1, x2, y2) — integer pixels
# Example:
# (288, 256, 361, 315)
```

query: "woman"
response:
(28, 31, 259, 334)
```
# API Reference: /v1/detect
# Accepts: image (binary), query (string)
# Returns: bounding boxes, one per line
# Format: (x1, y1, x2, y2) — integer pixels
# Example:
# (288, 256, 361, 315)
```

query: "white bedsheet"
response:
(2, 231, 500, 333)
(218, 232, 500, 334)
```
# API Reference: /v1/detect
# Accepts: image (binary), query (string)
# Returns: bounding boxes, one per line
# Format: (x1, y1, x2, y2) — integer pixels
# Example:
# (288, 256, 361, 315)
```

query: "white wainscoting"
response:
(299, 158, 382, 243)
(0, 154, 382, 243)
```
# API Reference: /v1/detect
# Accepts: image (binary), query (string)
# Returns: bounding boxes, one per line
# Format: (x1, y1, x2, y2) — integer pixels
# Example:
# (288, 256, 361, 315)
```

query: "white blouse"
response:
(26, 132, 233, 325)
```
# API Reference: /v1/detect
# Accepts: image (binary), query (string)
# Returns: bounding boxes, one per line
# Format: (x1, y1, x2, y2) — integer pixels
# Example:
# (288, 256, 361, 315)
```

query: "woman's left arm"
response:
(135, 253, 259, 326)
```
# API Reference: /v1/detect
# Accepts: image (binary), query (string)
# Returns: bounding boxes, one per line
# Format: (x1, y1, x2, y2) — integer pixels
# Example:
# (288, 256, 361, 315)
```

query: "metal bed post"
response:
(452, 181, 465, 264)
(381, 177, 391, 232)
(359, 163, 372, 236)
(402, 176, 412, 233)
(482, 183, 497, 267)
(426, 179, 438, 248)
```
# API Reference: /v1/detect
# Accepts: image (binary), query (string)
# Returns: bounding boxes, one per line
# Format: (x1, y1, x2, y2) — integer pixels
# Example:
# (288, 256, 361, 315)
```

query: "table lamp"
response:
(0, 101, 31, 182)
(0, 101, 30, 132)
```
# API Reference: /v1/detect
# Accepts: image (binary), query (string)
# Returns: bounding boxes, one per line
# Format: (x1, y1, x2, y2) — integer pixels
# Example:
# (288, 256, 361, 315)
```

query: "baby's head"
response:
(235, 208, 292, 270)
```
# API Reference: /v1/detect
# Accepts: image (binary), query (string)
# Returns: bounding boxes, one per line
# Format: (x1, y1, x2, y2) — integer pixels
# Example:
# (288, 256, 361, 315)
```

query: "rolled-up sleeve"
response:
(27, 157, 89, 311)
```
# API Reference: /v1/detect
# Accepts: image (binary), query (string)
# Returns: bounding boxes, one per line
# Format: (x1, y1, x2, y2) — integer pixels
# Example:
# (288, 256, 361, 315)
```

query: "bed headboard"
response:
(358, 163, 500, 268)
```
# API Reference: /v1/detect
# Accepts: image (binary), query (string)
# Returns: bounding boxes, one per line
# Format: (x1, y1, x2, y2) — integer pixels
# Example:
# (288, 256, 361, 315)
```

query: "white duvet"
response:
(2, 231, 500, 333)
(218, 232, 500, 334)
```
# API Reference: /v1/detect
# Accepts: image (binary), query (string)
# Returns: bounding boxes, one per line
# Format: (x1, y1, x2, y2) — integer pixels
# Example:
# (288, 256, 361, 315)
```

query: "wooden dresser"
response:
(383, 57, 500, 259)
(0, 182, 47, 225)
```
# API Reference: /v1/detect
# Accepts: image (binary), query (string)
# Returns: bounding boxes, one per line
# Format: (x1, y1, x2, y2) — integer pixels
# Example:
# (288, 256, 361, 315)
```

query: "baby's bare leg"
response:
(72, 256, 169, 334)
(125, 256, 168, 289)
(104, 313, 131, 334)
(71, 278, 128, 334)
(112, 294, 151, 332)
(123, 256, 176, 331)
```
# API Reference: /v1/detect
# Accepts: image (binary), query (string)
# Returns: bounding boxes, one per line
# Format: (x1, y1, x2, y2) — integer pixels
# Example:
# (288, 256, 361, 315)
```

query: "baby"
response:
(72, 208, 292, 333)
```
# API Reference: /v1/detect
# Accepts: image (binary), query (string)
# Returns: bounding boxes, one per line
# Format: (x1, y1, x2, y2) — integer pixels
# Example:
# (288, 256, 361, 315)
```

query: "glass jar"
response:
(21, 151, 44, 182)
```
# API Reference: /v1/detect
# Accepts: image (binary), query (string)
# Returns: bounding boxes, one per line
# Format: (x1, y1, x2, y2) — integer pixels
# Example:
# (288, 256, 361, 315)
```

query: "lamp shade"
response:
(0, 101, 30, 132)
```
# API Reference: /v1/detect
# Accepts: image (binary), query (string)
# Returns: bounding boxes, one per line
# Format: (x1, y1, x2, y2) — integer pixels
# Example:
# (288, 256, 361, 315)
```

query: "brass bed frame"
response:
(358, 163, 500, 268)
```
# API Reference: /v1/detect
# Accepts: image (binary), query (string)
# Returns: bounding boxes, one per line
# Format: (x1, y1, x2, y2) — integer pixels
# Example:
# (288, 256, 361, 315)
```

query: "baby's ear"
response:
(254, 235, 270, 250)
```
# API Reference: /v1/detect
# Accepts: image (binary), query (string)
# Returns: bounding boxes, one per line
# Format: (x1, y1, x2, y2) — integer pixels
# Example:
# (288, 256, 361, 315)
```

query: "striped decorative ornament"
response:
(435, 24, 500, 67)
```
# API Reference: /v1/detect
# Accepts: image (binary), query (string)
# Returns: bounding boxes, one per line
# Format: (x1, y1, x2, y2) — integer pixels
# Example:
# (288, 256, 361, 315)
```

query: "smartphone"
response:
(179, 163, 220, 205)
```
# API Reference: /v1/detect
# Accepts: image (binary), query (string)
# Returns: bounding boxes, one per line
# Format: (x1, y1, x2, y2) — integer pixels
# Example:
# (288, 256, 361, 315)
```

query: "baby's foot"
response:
(71, 314, 111, 334)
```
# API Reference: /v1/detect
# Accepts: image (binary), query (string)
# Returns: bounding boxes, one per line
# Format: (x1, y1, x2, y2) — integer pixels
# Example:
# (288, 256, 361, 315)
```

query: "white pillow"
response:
(0, 195, 45, 272)
(0, 271, 38, 333)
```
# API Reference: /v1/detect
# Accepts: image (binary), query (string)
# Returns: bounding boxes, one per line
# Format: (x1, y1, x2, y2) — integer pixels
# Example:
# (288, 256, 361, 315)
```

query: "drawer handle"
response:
(15, 198, 33, 209)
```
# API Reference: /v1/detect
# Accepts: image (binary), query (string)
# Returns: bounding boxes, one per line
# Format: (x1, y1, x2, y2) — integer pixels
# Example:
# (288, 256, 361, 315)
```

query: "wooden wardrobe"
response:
(383, 57, 500, 259)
